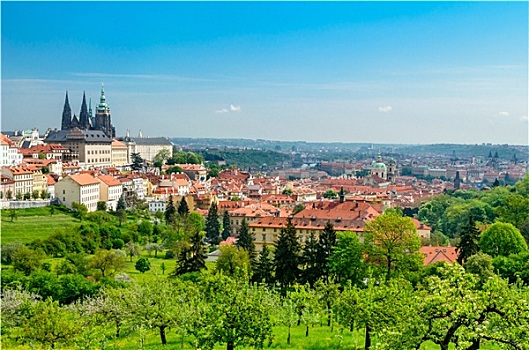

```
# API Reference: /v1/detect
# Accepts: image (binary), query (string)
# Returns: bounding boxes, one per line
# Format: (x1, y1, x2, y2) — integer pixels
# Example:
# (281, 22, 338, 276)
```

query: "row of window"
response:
(87, 158, 111, 163)
(87, 149, 111, 155)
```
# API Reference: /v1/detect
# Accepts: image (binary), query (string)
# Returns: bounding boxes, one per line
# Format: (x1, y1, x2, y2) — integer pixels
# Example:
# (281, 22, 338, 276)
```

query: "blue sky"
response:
(2, 1, 528, 144)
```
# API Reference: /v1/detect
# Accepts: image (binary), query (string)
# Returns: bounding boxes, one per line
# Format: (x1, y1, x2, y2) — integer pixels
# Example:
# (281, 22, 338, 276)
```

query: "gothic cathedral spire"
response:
(61, 91, 72, 130)
(79, 91, 90, 129)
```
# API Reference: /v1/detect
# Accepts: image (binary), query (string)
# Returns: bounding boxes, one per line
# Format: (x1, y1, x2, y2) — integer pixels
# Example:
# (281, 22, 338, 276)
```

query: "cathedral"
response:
(61, 84, 116, 138)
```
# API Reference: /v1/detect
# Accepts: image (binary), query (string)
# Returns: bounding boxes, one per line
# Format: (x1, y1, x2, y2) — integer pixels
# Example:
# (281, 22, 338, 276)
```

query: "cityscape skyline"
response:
(2, 1, 528, 145)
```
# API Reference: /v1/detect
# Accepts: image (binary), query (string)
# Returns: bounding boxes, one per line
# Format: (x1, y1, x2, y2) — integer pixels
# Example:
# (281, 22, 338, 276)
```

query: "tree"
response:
(464, 252, 494, 282)
(495, 194, 529, 228)
(173, 231, 207, 275)
(292, 203, 305, 215)
(15, 191, 22, 200)
(164, 196, 176, 225)
(23, 192, 31, 200)
(71, 202, 88, 221)
(8, 209, 17, 222)
(24, 298, 81, 349)
(31, 189, 40, 200)
(153, 148, 171, 166)
(6, 189, 13, 200)
(177, 197, 189, 217)
(205, 202, 221, 245)
(323, 189, 338, 199)
(221, 210, 231, 240)
(96, 201, 107, 211)
(135, 257, 151, 273)
(216, 245, 250, 278)
(328, 231, 366, 286)
(456, 215, 481, 264)
(252, 245, 274, 285)
(193, 274, 275, 350)
(316, 220, 337, 282)
(117, 195, 126, 210)
(12, 246, 45, 275)
(480, 222, 528, 257)
(300, 231, 320, 286)
(88, 249, 126, 278)
(363, 209, 422, 280)
(131, 152, 144, 170)
(274, 217, 301, 289)
(124, 242, 141, 262)
(116, 208, 126, 226)
(235, 217, 256, 264)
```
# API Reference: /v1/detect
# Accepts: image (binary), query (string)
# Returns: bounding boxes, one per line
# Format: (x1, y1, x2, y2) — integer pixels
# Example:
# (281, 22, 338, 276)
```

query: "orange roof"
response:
(420, 246, 458, 266)
(69, 173, 99, 186)
(98, 174, 122, 187)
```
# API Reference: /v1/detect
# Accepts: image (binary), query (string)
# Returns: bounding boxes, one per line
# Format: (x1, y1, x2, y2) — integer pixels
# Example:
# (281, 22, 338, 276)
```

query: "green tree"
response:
(131, 152, 144, 170)
(216, 245, 251, 278)
(464, 252, 494, 282)
(300, 231, 320, 286)
(124, 242, 141, 262)
(177, 197, 190, 217)
(282, 188, 293, 195)
(222, 210, 231, 240)
(165, 196, 176, 225)
(12, 246, 45, 275)
(135, 257, 151, 273)
(96, 201, 107, 211)
(24, 298, 81, 349)
(173, 231, 207, 275)
(88, 249, 126, 278)
(252, 245, 274, 285)
(328, 231, 366, 285)
(364, 209, 422, 280)
(116, 208, 126, 226)
(8, 209, 18, 222)
(495, 194, 529, 228)
(15, 191, 22, 200)
(323, 189, 338, 199)
(235, 217, 256, 264)
(292, 203, 305, 215)
(206, 202, 221, 245)
(274, 217, 301, 289)
(456, 215, 481, 264)
(6, 189, 13, 200)
(153, 148, 171, 165)
(480, 222, 528, 257)
(31, 189, 40, 200)
(71, 202, 88, 221)
(316, 220, 337, 282)
(23, 192, 31, 200)
(116, 195, 126, 210)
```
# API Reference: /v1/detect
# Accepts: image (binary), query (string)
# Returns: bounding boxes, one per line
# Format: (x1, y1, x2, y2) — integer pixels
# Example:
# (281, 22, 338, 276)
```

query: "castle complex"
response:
(61, 84, 115, 138)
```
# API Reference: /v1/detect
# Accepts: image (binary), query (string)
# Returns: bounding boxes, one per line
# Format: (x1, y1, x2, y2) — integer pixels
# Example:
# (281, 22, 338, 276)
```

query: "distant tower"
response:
(94, 83, 115, 137)
(89, 98, 94, 126)
(387, 158, 396, 184)
(79, 92, 90, 129)
(61, 91, 72, 130)
(454, 171, 461, 190)
(138, 129, 143, 138)
(339, 187, 345, 203)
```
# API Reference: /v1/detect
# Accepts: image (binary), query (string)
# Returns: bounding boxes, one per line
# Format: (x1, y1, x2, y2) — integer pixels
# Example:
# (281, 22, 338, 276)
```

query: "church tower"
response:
(61, 91, 72, 130)
(94, 83, 115, 138)
(79, 92, 90, 129)
(387, 158, 396, 184)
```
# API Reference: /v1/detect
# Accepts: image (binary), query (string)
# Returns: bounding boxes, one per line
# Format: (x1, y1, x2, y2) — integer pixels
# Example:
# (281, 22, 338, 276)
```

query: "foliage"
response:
(12, 245, 45, 275)
(235, 217, 256, 263)
(456, 215, 481, 264)
(480, 222, 528, 257)
(274, 217, 301, 289)
(135, 257, 151, 273)
(72, 201, 88, 221)
(300, 231, 319, 286)
(215, 245, 251, 279)
(252, 245, 274, 285)
(97, 201, 108, 211)
(89, 249, 127, 278)
(164, 196, 176, 225)
(323, 189, 338, 199)
(363, 209, 421, 280)
(221, 210, 231, 240)
(177, 197, 190, 216)
(328, 231, 366, 286)
(205, 202, 221, 245)
(316, 220, 337, 282)
(292, 203, 305, 215)
(173, 231, 207, 276)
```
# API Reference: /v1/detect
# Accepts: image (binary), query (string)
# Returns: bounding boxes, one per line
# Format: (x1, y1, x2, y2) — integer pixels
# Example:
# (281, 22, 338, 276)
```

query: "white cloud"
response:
(230, 104, 241, 112)
(215, 108, 229, 114)
(520, 115, 528, 122)
(378, 106, 392, 113)
(498, 111, 510, 117)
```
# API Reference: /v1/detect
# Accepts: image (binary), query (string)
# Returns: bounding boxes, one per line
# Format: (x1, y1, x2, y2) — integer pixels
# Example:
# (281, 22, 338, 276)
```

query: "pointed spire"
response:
(61, 91, 72, 130)
(79, 91, 90, 129)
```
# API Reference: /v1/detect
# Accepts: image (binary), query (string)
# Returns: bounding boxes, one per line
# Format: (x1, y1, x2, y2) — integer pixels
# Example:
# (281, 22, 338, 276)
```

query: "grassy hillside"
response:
(1, 207, 78, 243)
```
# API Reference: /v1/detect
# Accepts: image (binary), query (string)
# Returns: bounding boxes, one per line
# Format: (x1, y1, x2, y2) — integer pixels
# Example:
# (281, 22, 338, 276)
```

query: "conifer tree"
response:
(174, 231, 207, 275)
(252, 245, 274, 285)
(117, 195, 126, 211)
(165, 196, 176, 225)
(301, 231, 320, 286)
(177, 197, 190, 217)
(316, 220, 337, 281)
(222, 210, 232, 240)
(456, 215, 481, 264)
(236, 218, 256, 264)
(274, 217, 301, 289)
(205, 202, 221, 245)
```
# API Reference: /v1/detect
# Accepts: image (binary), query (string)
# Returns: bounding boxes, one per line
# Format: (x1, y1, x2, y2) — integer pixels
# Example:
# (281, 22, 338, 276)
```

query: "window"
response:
(262, 234, 266, 242)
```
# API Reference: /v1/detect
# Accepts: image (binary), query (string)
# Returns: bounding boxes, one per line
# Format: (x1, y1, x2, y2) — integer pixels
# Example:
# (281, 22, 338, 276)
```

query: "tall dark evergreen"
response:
(301, 231, 320, 286)
(174, 231, 207, 275)
(206, 202, 221, 245)
(316, 220, 337, 281)
(252, 245, 274, 285)
(165, 196, 176, 225)
(274, 217, 301, 289)
(222, 210, 232, 240)
(235, 218, 256, 263)
(457, 215, 481, 264)
(177, 197, 190, 217)
(116, 194, 126, 211)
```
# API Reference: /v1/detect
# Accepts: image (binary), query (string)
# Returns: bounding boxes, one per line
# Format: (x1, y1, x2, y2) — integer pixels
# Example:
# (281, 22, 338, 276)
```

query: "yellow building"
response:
(111, 139, 128, 168)
(55, 173, 100, 212)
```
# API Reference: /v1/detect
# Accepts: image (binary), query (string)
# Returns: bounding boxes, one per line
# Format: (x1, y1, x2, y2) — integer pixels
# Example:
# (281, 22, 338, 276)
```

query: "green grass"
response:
(1, 208, 78, 244)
